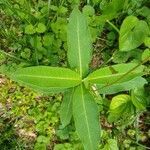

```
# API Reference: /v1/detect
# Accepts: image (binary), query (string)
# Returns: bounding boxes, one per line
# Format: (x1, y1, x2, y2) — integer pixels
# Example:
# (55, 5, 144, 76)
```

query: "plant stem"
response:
(0, 49, 23, 62)
(48, 0, 51, 15)
(106, 20, 120, 33)
(134, 142, 150, 150)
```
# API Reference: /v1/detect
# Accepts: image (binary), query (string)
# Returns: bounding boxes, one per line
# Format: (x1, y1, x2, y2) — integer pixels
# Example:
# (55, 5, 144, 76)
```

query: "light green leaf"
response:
(131, 88, 147, 110)
(119, 16, 149, 51)
(142, 49, 150, 61)
(110, 95, 131, 110)
(60, 89, 74, 127)
(36, 23, 46, 33)
(73, 84, 100, 150)
(86, 63, 144, 85)
(67, 8, 92, 78)
(11, 66, 81, 92)
(97, 77, 147, 94)
(43, 34, 54, 47)
(83, 5, 95, 16)
(108, 94, 134, 122)
(144, 37, 150, 48)
(102, 139, 119, 150)
(25, 24, 35, 34)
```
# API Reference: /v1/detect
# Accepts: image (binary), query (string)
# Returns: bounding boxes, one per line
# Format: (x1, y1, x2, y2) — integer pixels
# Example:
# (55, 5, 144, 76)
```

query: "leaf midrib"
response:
(13, 78, 69, 88)
(88, 71, 136, 81)
(80, 85, 93, 149)
(77, 16, 82, 78)
(15, 74, 81, 81)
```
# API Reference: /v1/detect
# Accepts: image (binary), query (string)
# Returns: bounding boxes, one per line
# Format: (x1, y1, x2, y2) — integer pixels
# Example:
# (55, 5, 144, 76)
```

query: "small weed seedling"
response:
(7, 8, 147, 150)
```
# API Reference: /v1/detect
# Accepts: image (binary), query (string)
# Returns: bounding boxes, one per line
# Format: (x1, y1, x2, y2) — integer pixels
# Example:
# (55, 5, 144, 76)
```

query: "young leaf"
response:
(10, 66, 81, 91)
(108, 94, 134, 122)
(36, 23, 46, 33)
(119, 16, 149, 51)
(86, 63, 144, 85)
(67, 8, 92, 78)
(25, 24, 35, 34)
(96, 77, 147, 94)
(102, 139, 119, 150)
(60, 89, 74, 127)
(73, 84, 100, 150)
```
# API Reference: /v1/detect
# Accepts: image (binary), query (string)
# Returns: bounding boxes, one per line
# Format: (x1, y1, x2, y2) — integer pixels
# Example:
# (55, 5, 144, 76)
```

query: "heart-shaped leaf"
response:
(119, 16, 149, 51)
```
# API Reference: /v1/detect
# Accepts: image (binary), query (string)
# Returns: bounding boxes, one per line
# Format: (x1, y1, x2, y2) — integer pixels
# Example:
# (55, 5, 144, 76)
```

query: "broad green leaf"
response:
(73, 84, 100, 150)
(67, 8, 92, 78)
(108, 94, 134, 122)
(119, 16, 149, 51)
(102, 139, 119, 150)
(86, 63, 144, 85)
(11, 66, 81, 92)
(60, 89, 74, 127)
(97, 77, 147, 94)
(131, 88, 147, 110)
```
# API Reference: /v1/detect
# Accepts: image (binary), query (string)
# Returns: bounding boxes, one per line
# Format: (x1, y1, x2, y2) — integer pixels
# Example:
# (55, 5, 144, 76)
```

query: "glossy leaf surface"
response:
(73, 84, 100, 150)
(67, 8, 92, 78)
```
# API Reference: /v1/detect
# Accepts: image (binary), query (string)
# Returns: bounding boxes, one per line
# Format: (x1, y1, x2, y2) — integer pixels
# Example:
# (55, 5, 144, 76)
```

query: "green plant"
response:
(1, 7, 149, 150)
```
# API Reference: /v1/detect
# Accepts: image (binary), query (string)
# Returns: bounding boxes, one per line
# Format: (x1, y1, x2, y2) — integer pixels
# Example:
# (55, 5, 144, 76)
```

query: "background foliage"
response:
(0, 0, 150, 149)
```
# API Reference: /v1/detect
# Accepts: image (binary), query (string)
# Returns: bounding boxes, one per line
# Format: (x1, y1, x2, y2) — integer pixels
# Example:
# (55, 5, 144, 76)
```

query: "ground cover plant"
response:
(0, 0, 150, 150)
